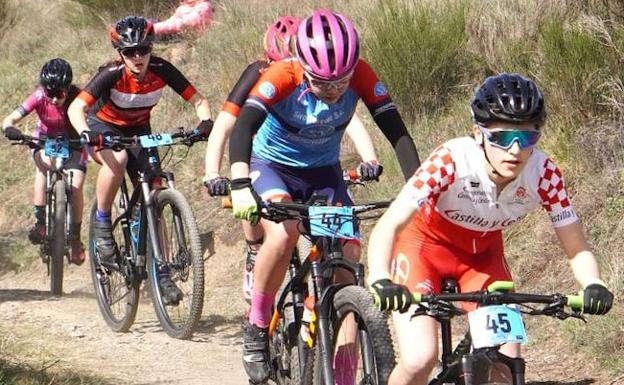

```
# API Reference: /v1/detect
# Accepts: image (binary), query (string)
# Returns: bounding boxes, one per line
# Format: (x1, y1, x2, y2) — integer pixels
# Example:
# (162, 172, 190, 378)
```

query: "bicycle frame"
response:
(43, 147, 73, 263)
(271, 202, 370, 385)
(110, 147, 184, 275)
(429, 279, 526, 385)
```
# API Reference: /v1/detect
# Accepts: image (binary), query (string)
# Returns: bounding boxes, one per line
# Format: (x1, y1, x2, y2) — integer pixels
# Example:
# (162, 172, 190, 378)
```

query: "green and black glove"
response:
(582, 283, 613, 315)
(370, 278, 411, 313)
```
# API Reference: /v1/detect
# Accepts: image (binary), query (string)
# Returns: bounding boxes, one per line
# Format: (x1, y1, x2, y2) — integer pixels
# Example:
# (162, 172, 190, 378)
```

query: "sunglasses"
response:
(120, 46, 152, 58)
(306, 72, 352, 91)
(44, 88, 68, 99)
(479, 126, 541, 150)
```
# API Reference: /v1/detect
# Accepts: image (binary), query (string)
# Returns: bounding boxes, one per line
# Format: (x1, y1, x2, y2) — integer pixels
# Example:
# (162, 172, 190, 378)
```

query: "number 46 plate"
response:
(468, 305, 528, 349)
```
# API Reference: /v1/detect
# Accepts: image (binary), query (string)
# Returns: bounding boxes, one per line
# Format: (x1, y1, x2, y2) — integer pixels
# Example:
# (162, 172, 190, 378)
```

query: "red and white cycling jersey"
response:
(396, 137, 578, 253)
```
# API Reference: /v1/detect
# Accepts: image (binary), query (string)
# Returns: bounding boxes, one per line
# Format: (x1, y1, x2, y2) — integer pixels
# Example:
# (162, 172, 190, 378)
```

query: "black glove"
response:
(370, 278, 411, 313)
(4, 126, 23, 140)
(357, 161, 383, 181)
(189, 119, 214, 143)
(81, 130, 104, 145)
(583, 283, 613, 315)
(204, 175, 231, 196)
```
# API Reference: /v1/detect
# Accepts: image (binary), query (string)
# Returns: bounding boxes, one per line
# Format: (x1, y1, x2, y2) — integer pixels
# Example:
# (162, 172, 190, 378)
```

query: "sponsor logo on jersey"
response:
(470, 181, 480, 188)
(259, 81, 276, 99)
(550, 208, 577, 223)
(512, 186, 528, 204)
(297, 124, 335, 139)
(373, 81, 388, 97)
(444, 209, 527, 229)
(457, 186, 491, 204)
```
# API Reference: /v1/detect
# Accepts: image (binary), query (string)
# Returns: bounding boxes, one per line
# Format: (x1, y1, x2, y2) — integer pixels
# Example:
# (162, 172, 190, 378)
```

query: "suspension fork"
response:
(287, 248, 309, 375)
(162, 171, 188, 251)
(142, 180, 165, 265)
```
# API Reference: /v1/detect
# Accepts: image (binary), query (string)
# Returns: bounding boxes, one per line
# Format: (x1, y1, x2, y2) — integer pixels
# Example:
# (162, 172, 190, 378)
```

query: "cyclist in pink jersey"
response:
(154, 0, 213, 37)
(203, 15, 382, 304)
(2, 58, 87, 265)
(367, 73, 613, 385)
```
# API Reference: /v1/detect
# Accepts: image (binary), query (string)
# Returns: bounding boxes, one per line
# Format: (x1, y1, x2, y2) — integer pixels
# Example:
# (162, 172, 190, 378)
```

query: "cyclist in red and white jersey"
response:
(2, 58, 87, 265)
(68, 15, 213, 304)
(203, 15, 382, 304)
(228, 9, 421, 384)
(367, 73, 614, 385)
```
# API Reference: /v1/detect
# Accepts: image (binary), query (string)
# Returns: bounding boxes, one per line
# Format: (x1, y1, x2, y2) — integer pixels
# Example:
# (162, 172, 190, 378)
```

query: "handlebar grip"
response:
(566, 294, 583, 311)
(412, 292, 423, 304)
(221, 196, 232, 209)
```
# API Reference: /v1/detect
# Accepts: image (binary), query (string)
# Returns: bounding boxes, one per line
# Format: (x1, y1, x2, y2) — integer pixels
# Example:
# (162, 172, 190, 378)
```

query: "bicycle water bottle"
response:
(300, 296, 316, 348)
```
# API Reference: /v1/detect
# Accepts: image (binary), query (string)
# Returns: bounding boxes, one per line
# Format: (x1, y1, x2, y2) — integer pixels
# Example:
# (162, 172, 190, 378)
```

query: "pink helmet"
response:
(295, 9, 359, 80)
(263, 16, 302, 62)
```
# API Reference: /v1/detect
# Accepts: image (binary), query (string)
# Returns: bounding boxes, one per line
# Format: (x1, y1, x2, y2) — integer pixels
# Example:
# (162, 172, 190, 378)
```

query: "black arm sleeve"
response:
(373, 108, 421, 180)
(226, 61, 268, 107)
(229, 105, 267, 164)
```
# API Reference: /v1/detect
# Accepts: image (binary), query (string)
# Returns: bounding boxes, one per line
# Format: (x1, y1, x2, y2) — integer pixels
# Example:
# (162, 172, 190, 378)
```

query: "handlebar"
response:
(391, 281, 585, 321)
(10, 134, 85, 150)
(91, 127, 206, 151)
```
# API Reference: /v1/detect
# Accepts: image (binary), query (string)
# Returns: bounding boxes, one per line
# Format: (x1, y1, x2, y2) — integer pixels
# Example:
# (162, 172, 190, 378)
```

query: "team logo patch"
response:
(258, 81, 276, 99)
(373, 81, 388, 97)
(513, 186, 528, 204)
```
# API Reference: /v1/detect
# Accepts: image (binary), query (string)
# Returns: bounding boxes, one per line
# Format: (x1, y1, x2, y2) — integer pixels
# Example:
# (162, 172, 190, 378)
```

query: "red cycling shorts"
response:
(391, 208, 513, 310)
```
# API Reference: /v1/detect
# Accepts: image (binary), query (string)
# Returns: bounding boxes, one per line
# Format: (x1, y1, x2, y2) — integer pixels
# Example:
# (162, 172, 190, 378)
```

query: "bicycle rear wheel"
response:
(312, 285, 395, 385)
(147, 188, 204, 339)
(88, 201, 139, 332)
(49, 179, 66, 296)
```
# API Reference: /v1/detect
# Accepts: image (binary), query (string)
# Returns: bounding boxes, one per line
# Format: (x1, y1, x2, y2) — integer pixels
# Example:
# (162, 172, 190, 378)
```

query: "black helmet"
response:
(470, 73, 546, 126)
(110, 15, 155, 50)
(39, 58, 73, 92)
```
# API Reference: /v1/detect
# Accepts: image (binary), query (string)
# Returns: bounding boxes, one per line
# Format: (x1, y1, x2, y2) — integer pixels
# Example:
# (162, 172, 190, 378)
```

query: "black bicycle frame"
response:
(429, 279, 526, 385)
(44, 152, 73, 259)
(275, 233, 366, 385)
(110, 147, 185, 274)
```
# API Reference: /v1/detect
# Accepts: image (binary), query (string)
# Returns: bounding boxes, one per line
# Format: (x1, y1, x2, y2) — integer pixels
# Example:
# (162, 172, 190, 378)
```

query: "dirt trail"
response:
(0, 234, 249, 385)
(0, 241, 616, 385)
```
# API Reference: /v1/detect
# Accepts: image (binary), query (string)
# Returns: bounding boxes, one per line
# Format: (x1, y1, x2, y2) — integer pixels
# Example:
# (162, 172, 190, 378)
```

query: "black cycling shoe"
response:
(242, 320, 271, 384)
(158, 274, 183, 305)
(93, 220, 117, 268)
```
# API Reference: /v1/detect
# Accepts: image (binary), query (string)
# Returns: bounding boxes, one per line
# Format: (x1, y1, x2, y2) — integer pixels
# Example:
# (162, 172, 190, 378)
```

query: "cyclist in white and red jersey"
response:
(203, 15, 383, 305)
(228, 9, 421, 384)
(367, 73, 614, 385)
(68, 15, 213, 304)
(2, 58, 87, 265)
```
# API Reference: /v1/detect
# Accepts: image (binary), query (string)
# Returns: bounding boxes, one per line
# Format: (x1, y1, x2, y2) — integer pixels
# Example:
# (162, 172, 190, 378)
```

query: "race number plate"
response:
(44, 139, 70, 159)
(139, 133, 173, 148)
(468, 305, 528, 349)
(308, 206, 356, 239)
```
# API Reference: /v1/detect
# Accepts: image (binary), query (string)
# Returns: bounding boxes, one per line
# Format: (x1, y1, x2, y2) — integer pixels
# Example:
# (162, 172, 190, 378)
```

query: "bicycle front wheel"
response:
(88, 201, 139, 332)
(312, 285, 395, 385)
(49, 179, 66, 296)
(147, 188, 204, 339)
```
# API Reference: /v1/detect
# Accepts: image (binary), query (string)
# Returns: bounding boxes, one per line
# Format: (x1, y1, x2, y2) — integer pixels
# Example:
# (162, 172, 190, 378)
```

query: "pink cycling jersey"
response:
(20, 86, 74, 138)
(396, 137, 578, 254)
(154, 0, 213, 36)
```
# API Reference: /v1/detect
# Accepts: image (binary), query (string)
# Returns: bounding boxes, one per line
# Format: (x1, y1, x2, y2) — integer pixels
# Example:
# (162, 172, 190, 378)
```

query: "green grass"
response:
(365, 0, 472, 119)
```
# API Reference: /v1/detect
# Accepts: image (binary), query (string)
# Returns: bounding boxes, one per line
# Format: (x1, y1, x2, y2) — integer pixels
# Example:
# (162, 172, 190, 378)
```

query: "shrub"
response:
(365, 0, 471, 119)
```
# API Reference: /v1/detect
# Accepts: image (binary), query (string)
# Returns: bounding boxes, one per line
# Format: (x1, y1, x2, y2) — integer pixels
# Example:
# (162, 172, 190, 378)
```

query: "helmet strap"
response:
(481, 132, 501, 176)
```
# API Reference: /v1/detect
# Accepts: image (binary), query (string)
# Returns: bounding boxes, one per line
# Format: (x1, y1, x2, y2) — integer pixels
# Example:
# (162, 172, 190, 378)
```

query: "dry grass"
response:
(0, 0, 623, 379)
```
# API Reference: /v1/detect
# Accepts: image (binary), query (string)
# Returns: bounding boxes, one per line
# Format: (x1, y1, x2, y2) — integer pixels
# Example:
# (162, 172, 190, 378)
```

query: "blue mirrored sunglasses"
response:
(479, 126, 541, 150)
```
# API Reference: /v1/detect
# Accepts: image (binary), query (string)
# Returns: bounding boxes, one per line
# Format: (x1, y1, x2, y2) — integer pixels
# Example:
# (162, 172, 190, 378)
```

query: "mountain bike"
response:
(383, 280, 586, 385)
(87, 129, 206, 339)
(256, 193, 396, 385)
(10, 134, 84, 296)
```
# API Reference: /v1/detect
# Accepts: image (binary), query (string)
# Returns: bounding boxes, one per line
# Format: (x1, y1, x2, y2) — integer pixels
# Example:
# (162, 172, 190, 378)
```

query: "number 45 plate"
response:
(468, 305, 528, 349)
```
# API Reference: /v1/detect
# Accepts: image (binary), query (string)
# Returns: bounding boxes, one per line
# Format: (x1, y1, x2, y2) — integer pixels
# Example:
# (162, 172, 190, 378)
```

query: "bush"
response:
(364, 0, 471, 119)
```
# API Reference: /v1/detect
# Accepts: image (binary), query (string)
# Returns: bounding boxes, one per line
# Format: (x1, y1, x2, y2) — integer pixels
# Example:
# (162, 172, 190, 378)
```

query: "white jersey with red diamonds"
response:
(396, 136, 578, 247)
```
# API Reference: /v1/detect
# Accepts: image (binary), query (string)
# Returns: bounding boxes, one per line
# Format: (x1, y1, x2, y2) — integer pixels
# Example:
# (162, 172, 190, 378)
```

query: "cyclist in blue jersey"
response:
(227, 9, 421, 384)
